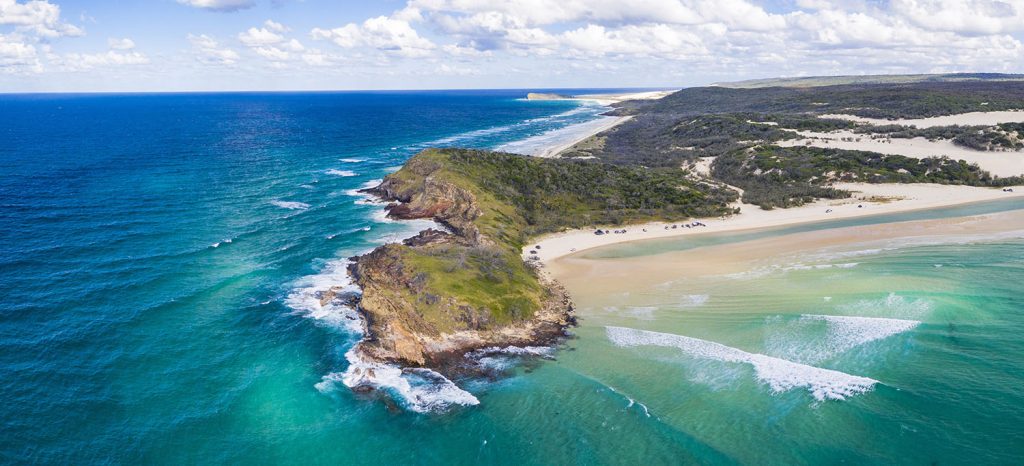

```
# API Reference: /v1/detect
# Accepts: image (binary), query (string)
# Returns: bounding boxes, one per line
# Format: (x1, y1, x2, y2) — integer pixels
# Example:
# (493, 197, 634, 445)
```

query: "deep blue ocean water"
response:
(0, 90, 626, 463)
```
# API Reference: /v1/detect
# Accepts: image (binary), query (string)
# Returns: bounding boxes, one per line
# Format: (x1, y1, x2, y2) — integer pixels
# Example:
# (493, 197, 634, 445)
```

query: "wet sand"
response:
(547, 207, 1024, 298)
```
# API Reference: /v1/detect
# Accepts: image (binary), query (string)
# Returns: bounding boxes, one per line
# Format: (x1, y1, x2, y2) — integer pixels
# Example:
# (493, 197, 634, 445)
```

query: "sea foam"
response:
(326, 169, 357, 177)
(270, 200, 311, 210)
(763, 313, 919, 364)
(803, 314, 919, 355)
(284, 258, 364, 335)
(317, 348, 479, 413)
(606, 326, 878, 401)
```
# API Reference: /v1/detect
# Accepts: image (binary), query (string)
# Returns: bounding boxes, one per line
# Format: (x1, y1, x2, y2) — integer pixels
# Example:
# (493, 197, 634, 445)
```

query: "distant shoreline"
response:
(528, 89, 675, 158)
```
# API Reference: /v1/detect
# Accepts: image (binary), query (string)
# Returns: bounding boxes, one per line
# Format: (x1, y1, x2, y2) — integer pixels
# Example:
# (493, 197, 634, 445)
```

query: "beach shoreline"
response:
(533, 115, 633, 158)
(527, 90, 675, 158)
(524, 183, 1024, 264)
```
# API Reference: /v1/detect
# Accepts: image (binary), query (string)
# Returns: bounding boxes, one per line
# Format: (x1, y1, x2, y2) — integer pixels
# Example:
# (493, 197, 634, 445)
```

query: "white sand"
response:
(572, 90, 677, 106)
(776, 129, 1024, 177)
(821, 111, 1024, 128)
(523, 183, 1024, 263)
(534, 116, 632, 158)
(531, 90, 676, 158)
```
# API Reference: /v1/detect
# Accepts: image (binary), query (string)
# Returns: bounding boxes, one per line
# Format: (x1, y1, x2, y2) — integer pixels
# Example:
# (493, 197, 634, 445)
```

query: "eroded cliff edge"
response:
(346, 151, 575, 372)
(341, 147, 736, 377)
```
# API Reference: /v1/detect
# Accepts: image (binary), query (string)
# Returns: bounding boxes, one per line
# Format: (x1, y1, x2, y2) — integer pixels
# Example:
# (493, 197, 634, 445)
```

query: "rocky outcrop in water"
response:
(347, 153, 575, 374)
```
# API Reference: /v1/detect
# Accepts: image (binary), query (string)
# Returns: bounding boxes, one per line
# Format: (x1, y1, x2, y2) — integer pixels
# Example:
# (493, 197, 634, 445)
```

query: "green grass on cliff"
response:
(400, 246, 544, 329)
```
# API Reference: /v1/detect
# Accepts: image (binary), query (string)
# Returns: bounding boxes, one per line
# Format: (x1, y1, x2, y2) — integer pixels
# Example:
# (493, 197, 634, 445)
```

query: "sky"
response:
(1, 0, 1023, 92)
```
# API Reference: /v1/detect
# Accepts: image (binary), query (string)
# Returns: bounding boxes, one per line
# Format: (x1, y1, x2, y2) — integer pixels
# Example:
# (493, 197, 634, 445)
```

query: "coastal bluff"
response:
(342, 148, 735, 375)
(347, 149, 576, 371)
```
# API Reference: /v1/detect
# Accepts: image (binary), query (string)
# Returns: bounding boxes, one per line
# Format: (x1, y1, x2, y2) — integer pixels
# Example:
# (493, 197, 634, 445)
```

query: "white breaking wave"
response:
(420, 102, 605, 150)
(290, 252, 478, 413)
(468, 345, 555, 358)
(287, 201, 463, 412)
(803, 314, 919, 353)
(427, 123, 520, 147)
(725, 262, 860, 280)
(326, 226, 371, 240)
(340, 158, 365, 163)
(467, 345, 555, 371)
(495, 115, 619, 156)
(765, 313, 919, 364)
(271, 200, 311, 210)
(210, 238, 233, 248)
(317, 348, 479, 413)
(326, 169, 357, 177)
(606, 326, 878, 401)
(284, 258, 365, 335)
(837, 292, 933, 320)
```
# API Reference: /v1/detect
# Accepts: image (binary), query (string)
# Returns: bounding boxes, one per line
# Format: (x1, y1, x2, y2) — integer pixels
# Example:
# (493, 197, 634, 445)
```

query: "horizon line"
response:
(0, 86, 681, 96)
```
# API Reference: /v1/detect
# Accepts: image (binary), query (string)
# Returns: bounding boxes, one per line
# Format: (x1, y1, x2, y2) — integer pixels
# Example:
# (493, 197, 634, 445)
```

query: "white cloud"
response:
(255, 46, 289, 60)
(892, 0, 1024, 34)
(312, 15, 436, 57)
(406, 0, 704, 27)
(236, 21, 304, 63)
(177, 0, 255, 12)
(0, 0, 83, 37)
(561, 24, 707, 59)
(188, 33, 240, 64)
(59, 50, 149, 70)
(239, 24, 285, 46)
(108, 37, 135, 50)
(264, 19, 287, 33)
(0, 32, 39, 71)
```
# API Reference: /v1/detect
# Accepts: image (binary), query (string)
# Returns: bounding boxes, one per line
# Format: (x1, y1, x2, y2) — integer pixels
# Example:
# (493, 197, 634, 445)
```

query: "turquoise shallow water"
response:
(2, 91, 1024, 464)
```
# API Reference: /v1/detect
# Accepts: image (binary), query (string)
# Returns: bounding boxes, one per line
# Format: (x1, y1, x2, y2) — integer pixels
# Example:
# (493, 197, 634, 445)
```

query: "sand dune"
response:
(821, 110, 1024, 128)
(776, 129, 1024, 177)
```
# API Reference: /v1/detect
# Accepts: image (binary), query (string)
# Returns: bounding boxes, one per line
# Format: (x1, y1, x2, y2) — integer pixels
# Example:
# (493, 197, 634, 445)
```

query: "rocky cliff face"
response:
(365, 154, 487, 243)
(348, 154, 574, 373)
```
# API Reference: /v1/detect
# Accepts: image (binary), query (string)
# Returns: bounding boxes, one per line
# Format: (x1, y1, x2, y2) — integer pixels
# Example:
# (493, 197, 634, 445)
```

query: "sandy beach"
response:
(528, 90, 675, 158)
(821, 110, 1024, 128)
(518, 108, 1024, 264)
(533, 115, 632, 158)
(571, 90, 677, 106)
(547, 204, 1024, 299)
(523, 183, 1024, 263)
(775, 129, 1024, 177)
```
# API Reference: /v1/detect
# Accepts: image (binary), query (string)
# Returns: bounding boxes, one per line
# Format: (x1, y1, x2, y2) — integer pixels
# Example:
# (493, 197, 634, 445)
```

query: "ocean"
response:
(2, 91, 1023, 464)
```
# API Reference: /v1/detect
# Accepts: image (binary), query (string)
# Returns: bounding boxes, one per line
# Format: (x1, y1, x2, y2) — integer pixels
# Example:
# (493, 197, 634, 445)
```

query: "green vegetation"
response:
(576, 81, 1024, 168)
(713, 73, 1024, 89)
(616, 81, 1024, 119)
(713, 145, 1019, 209)
(854, 123, 1024, 151)
(564, 114, 853, 167)
(364, 148, 737, 331)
